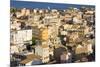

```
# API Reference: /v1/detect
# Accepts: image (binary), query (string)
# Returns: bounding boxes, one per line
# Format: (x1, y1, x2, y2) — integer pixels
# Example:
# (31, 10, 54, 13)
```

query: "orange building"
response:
(40, 27, 48, 40)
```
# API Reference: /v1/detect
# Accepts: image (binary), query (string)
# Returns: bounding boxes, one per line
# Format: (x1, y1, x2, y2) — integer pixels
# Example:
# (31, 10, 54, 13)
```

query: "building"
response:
(11, 29, 32, 45)
(40, 27, 48, 40)
(49, 49, 54, 59)
(60, 51, 71, 63)
(25, 9, 30, 16)
(10, 44, 19, 54)
(11, 20, 21, 30)
(75, 41, 93, 55)
(32, 26, 40, 39)
(64, 14, 72, 22)
(84, 26, 90, 35)
(20, 54, 42, 65)
(33, 15, 41, 22)
(75, 44, 84, 54)
(35, 44, 50, 63)
(54, 47, 68, 63)
(21, 8, 26, 16)
(82, 40, 93, 54)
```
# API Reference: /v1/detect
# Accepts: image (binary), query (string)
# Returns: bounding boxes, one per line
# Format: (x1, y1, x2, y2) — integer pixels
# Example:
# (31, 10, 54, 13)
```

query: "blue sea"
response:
(10, 0, 95, 9)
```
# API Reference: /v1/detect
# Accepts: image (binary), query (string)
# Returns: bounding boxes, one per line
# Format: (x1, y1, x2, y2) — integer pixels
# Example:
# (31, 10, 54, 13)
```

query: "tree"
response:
(10, 8, 17, 13)
(32, 37, 36, 45)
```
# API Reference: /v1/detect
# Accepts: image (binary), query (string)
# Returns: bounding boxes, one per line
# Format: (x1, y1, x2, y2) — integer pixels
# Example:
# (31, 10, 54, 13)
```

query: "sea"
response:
(10, 0, 95, 9)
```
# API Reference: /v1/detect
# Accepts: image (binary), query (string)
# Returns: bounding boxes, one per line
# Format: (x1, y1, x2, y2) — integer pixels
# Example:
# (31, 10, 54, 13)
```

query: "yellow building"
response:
(40, 27, 48, 40)
(32, 27, 49, 41)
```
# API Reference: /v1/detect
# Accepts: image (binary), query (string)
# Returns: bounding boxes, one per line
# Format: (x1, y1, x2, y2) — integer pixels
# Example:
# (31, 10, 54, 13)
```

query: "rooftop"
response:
(20, 54, 41, 64)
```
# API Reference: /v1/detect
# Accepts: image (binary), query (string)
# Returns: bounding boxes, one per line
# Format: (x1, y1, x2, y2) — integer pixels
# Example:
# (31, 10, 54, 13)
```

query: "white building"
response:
(33, 15, 41, 22)
(11, 20, 21, 30)
(10, 45, 19, 54)
(35, 44, 50, 63)
(11, 29, 32, 45)
(63, 24, 72, 30)
(73, 16, 82, 24)
(61, 31, 67, 35)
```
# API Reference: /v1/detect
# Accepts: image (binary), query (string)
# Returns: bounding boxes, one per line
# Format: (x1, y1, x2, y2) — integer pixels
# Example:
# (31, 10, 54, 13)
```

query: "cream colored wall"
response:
(11, 30, 32, 44)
